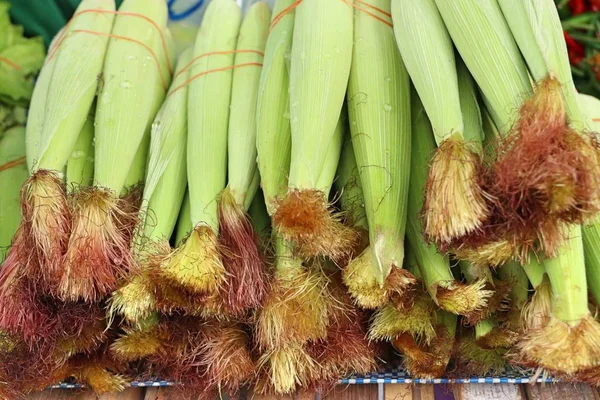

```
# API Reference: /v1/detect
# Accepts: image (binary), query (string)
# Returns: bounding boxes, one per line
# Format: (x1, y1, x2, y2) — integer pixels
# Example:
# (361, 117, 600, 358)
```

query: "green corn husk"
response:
(187, 0, 240, 231)
(392, 0, 487, 244)
(225, 1, 270, 208)
(25, 30, 60, 172)
(66, 112, 94, 190)
(344, 0, 412, 299)
(255, 0, 296, 216)
(94, 0, 172, 193)
(61, 0, 172, 302)
(498, 0, 582, 125)
(35, 0, 114, 172)
(287, 0, 352, 189)
(18, 0, 114, 300)
(162, 0, 241, 298)
(0, 126, 28, 262)
(434, 0, 532, 134)
(141, 48, 191, 242)
(273, 0, 355, 260)
(109, 48, 193, 325)
(407, 92, 492, 318)
(518, 225, 600, 376)
(218, 2, 270, 315)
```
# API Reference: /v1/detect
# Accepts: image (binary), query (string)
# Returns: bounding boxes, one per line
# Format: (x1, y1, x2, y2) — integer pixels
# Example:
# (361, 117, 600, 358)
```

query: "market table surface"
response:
(24, 383, 600, 400)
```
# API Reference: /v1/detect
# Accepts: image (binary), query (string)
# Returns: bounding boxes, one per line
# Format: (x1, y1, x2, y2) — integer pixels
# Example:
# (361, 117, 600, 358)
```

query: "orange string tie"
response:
(270, 0, 302, 31)
(593, 118, 600, 123)
(175, 49, 265, 79)
(58, 29, 168, 91)
(341, 0, 393, 28)
(168, 62, 263, 97)
(0, 57, 21, 71)
(0, 156, 26, 173)
(48, 8, 172, 75)
(354, 0, 392, 18)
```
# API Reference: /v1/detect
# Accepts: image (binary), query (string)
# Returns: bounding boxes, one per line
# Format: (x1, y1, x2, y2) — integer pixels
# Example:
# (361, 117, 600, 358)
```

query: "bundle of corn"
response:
(0, 0, 179, 395)
(271, 0, 357, 261)
(10, 0, 600, 396)
(427, 0, 597, 268)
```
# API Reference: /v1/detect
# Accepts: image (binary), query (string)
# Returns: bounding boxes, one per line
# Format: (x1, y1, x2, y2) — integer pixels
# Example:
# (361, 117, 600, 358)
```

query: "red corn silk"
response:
(564, 31, 586, 65)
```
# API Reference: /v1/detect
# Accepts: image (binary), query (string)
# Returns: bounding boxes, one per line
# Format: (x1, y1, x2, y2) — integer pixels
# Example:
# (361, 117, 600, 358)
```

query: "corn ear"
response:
(227, 1, 270, 207)
(407, 93, 492, 316)
(66, 111, 95, 189)
(406, 95, 455, 303)
(287, 0, 353, 189)
(0, 126, 28, 261)
(391, 0, 463, 144)
(498, 0, 582, 125)
(142, 48, 192, 240)
(187, 0, 241, 230)
(256, 0, 296, 215)
(94, 0, 170, 193)
(36, 0, 115, 172)
(518, 225, 600, 375)
(434, 0, 532, 134)
(347, 0, 411, 286)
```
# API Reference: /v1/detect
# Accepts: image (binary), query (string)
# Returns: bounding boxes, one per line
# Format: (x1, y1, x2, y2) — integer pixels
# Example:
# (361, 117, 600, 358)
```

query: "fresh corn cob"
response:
(407, 92, 492, 318)
(16, 0, 115, 298)
(25, 29, 61, 172)
(517, 225, 600, 377)
(219, 1, 271, 314)
(110, 48, 192, 325)
(255, 0, 295, 217)
(62, 0, 171, 302)
(392, 0, 487, 245)
(272, 0, 356, 261)
(162, 0, 241, 299)
(494, 0, 600, 248)
(434, 0, 531, 134)
(342, 0, 414, 309)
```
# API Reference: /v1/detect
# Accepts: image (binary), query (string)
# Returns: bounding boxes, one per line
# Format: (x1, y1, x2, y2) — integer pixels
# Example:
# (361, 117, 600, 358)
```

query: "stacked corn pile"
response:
(2, 0, 600, 398)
